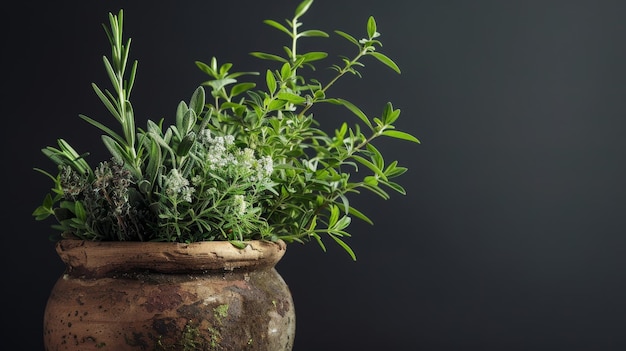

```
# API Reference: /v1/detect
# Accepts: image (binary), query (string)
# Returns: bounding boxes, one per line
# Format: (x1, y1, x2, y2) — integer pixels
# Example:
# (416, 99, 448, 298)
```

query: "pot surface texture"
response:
(44, 239, 295, 351)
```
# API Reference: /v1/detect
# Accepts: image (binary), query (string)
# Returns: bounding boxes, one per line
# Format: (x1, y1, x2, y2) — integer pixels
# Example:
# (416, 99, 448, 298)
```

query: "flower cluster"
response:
(198, 130, 274, 183)
(164, 168, 194, 203)
(152, 129, 276, 242)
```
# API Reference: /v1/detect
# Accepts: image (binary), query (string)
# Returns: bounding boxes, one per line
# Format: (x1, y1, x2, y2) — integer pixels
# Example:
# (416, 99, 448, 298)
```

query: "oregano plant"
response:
(33, 0, 419, 260)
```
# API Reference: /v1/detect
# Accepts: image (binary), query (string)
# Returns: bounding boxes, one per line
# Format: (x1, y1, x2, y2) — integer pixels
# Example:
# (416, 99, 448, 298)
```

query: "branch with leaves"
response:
(33, 0, 420, 260)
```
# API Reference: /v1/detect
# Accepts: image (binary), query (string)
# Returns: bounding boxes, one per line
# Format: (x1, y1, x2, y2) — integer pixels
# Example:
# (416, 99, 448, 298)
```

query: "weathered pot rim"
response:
(56, 239, 287, 278)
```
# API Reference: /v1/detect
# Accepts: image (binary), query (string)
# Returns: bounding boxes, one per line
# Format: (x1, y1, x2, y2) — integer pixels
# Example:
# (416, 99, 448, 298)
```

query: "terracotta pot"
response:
(43, 239, 295, 351)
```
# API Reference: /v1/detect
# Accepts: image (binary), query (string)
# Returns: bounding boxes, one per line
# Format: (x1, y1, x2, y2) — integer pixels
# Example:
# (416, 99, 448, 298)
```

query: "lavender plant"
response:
(32, 0, 419, 260)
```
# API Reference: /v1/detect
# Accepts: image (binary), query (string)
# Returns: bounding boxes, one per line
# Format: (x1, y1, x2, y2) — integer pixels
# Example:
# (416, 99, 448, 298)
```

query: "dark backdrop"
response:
(6, 1, 626, 350)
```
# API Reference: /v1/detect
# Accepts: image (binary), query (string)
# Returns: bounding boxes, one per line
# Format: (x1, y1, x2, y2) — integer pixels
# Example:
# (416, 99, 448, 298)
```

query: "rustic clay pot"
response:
(43, 239, 295, 351)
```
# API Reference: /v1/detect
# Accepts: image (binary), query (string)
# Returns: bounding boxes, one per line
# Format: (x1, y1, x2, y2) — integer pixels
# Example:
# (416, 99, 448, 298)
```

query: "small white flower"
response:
(181, 186, 195, 203)
(224, 134, 235, 146)
(191, 175, 203, 186)
(165, 169, 195, 202)
(260, 156, 274, 177)
(233, 194, 247, 216)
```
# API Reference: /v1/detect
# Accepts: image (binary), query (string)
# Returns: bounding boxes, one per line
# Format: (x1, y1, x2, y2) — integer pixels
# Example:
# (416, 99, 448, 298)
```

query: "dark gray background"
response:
(6, 1, 626, 350)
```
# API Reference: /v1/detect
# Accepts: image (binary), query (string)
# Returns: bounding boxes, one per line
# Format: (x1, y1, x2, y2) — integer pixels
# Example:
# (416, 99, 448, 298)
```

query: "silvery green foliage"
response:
(33, 0, 419, 260)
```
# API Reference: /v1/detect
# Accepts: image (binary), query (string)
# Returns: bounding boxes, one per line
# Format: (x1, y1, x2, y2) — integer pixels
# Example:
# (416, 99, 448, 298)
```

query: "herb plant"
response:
(32, 0, 419, 260)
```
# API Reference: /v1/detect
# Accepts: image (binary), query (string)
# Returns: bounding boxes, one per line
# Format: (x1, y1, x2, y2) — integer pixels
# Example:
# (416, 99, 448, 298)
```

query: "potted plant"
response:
(33, 1, 419, 350)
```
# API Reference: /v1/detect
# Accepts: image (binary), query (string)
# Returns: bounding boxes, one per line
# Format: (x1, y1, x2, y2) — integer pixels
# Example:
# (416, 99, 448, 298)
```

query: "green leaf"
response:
(206, 78, 237, 92)
(382, 103, 401, 124)
(337, 193, 350, 213)
(91, 82, 121, 122)
(352, 155, 388, 181)
(43, 193, 55, 207)
(178, 109, 196, 135)
(276, 92, 306, 104)
(335, 122, 348, 140)
(314, 233, 327, 252)
(347, 206, 373, 225)
(250, 52, 289, 63)
(381, 130, 421, 143)
(128, 60, 138, 95)
(369, 52, 401, 74)
(308, 215, 318, 231)
(142, 141, 162, 186)
(220, 102, 246, 110)
(380, 180, 407, 195)
(32, 206, 52, 220)
(334, 215, 351, 231)
(74, 200, 87, 221)
(299, 30, 329, 38)
(362, 183, 390, 199)
(280, 63, 292, 81)
(366, 143, 384, 170)
(229, 240, 247, 249)
(384, 163, 408, 178)
(335, 98, 372, 129)
(195, 60, 217, 78)
(266, 70, 277, 95)
(299, 51, 328, 63)
(189, 86, 205, 116)
(367, 16, 377, 39)
(219, 62, 233, 75)
(334, 30, 359, 46)
(364, 175, 378, 186)
(33, 168, 58, 183)
(56, 139, 90, 175)
(295, 0, 314, 18)
(329, 234, 356, 261)
(230, 82, 256, 97)
(101, 135, 128, 164)
(176, 133, 196, 157)
(122, 101, 136, 147)
(263, 19, 292, 37)
(79, 113, 125, 148)
(175, 100, 188, 122)
(328, 204, 339, 227)
(267, 99, 288, 111)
